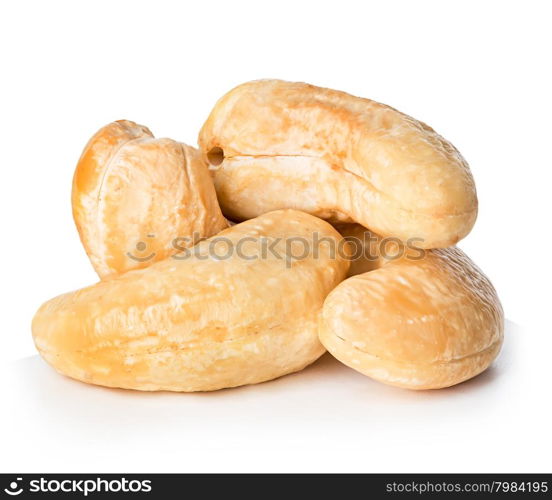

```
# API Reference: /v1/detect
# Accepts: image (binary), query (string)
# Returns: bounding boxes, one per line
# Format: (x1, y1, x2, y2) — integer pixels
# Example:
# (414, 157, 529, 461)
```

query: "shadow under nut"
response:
(199, 80, 478, 249)
(32, 210, 350, 392)
(72, 120, 228, 279)
(319, 233, 504, 390)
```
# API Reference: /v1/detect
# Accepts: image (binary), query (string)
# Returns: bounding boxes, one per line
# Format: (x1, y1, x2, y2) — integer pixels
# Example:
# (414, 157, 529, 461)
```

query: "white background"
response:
(1, 0, 550, 473)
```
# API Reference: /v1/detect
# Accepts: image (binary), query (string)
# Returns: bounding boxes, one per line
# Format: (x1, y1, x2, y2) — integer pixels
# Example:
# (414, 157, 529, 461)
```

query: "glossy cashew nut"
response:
(73, 120, 228, 279)
(320, 224, 504, 389)
(32, 210, 350, 392)
(199, 80, 478, 249)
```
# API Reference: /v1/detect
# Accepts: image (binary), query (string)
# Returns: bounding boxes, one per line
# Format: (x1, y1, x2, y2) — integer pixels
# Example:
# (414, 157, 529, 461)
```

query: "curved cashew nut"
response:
(320, 224, 504, 389)
(32, 210, 349, 392)
(199, 80, 477, 249)
(73, 120, 228, 279)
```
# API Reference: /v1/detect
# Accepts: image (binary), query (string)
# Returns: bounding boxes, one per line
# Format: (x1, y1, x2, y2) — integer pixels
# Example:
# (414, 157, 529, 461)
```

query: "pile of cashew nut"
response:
(32, 80, 503, 391)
